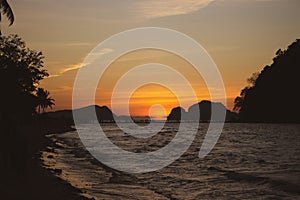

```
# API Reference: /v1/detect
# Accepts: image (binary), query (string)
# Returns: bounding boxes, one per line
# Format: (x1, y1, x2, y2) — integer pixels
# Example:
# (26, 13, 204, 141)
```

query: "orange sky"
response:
(4, 0, 300, 118)
(95, 49, 210, 116)
(129, 84, 179, 118)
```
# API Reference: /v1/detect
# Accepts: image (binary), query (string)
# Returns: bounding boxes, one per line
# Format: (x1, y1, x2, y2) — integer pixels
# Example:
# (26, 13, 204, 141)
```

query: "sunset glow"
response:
(129, 84, 179, 118)
(2, 1, 300, 198)
(93, 49, 212, 117)
(6, 0, 300, 115)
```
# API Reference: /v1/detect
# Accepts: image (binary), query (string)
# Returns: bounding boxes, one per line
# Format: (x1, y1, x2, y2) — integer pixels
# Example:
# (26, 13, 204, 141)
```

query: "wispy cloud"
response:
(87, 48, 114, 63)
(135, 0, 214, 19)
(46, 48, 114, 78)
(14, 0, 215, 24)
(60, 63, 83, 74)
(62, 48, 114, 73)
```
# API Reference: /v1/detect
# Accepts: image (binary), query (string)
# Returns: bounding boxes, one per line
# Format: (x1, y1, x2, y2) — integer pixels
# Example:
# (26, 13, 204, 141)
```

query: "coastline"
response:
(38, 123, 300, 199)
(0, 117, 89, 200)
(2, 118, 300, 199)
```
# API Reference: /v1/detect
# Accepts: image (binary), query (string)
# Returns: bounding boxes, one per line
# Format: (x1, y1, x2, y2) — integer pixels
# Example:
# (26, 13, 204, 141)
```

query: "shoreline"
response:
(0, 117, 89, 200)
(38, 123, 300, 199)
(2, 118, 300, 199)
(40, 126, 171, 200)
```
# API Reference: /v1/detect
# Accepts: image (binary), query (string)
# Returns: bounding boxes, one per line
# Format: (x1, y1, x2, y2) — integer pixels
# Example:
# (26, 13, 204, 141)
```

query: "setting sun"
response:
(129, 84, 179, 119)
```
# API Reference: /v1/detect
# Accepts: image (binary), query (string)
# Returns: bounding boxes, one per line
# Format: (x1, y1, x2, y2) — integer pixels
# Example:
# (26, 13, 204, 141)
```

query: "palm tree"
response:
(0, 0, 14, 35)
(36, 88, 55, 113)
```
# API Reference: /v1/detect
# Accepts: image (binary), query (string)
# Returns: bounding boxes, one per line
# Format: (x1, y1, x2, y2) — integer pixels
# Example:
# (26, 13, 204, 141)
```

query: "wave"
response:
(208, 167, 300, 196)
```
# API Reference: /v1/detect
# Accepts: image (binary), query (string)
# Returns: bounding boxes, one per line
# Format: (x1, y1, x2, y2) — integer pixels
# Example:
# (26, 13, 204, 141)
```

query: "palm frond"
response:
(0, 0, 14, 25)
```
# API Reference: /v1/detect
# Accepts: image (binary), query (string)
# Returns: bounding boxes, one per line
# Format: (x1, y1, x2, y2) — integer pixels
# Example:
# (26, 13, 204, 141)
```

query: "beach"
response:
(41, 123, 300, 199)
(1, 118, 300, 199)
(0, 117, 89, 200)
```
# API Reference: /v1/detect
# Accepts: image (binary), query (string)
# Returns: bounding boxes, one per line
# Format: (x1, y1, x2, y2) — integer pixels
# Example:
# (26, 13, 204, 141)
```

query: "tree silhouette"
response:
(0, 0, 14, 35)
(0, 35, 49, 121)
(36, 88, 55, 113)
(234, 39, 300, 122)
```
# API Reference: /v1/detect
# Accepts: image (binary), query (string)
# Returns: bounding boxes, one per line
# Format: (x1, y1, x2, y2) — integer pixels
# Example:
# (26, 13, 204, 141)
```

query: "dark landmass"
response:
(167, 100, 238, 122)
(47, 105, 152, 123)
(167, 106, 187, 122)
(74, 105, 116, 123)
(1, 32, 87, 200)
(0, 117, 88, 200)
(47, 105, 116, 123)
(234, 39, 300, 123)
(47, 102, 238, 124)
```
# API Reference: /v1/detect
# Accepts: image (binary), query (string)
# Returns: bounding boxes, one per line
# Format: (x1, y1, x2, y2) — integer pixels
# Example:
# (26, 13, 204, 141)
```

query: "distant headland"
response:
(46, 100, 238, 123)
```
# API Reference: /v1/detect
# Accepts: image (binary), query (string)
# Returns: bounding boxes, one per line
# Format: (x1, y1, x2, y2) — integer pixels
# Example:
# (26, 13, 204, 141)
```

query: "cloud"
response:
(13, 0, 215, 24)
(62, 48, 114, 73)
(134, 0, 214, 19)
(46, 48, 114, 78)
(60, 63, 83, 74)
(87, 48, 114, 63)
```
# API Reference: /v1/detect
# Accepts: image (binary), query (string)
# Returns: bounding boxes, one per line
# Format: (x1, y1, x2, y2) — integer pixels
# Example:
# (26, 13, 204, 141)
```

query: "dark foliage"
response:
(36, 88, 55, 114)
(234, 39, 300, 122)
(0, 34, 49, 122)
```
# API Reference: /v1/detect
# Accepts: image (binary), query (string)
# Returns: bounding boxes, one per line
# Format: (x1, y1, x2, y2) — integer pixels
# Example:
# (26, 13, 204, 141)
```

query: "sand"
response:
(0, 117, 89, 200)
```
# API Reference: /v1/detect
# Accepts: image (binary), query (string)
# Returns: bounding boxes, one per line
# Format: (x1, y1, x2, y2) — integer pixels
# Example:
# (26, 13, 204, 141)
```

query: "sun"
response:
(129, 84, 179, 119)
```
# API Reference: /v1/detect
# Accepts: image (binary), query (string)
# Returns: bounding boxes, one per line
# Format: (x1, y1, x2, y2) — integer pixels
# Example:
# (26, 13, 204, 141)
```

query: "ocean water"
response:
(42, 123, 300, 200)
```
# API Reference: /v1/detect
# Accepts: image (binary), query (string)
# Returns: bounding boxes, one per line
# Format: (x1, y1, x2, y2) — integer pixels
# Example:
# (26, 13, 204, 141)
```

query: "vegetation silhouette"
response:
(0, 34, 84, 199)
(1, 4, 83, 199)
(36, 88, 55, 114)
(0, 34, 51, 122)
(234, 39, 300, 122)
(0, 0, 14, 35)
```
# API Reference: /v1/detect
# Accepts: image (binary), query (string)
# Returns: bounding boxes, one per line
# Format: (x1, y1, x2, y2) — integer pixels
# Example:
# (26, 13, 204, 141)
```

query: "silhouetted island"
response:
(167, 100, 238, 122)
(47, 102, 238, 124)
(234, 39, 300, 123)
(47, 105, 116, 123)
(48, 105, 153, 123)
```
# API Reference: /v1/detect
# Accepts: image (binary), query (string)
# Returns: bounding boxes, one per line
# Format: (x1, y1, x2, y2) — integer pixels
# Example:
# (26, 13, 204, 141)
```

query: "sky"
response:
(3, 0, 300, 117)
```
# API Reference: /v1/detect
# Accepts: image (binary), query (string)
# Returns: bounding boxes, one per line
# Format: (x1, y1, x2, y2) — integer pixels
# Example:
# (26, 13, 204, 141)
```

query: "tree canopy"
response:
(234, 39, 300, 122)
(0, 34, 52, 121)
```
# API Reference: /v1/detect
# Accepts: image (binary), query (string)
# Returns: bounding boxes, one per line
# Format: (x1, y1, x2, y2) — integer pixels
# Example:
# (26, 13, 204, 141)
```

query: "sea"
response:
(42, 123, 300, 200)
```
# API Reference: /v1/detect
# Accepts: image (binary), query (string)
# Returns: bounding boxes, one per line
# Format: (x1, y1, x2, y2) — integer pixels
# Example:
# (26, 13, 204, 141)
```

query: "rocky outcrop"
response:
(167, 100, 238, 122)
